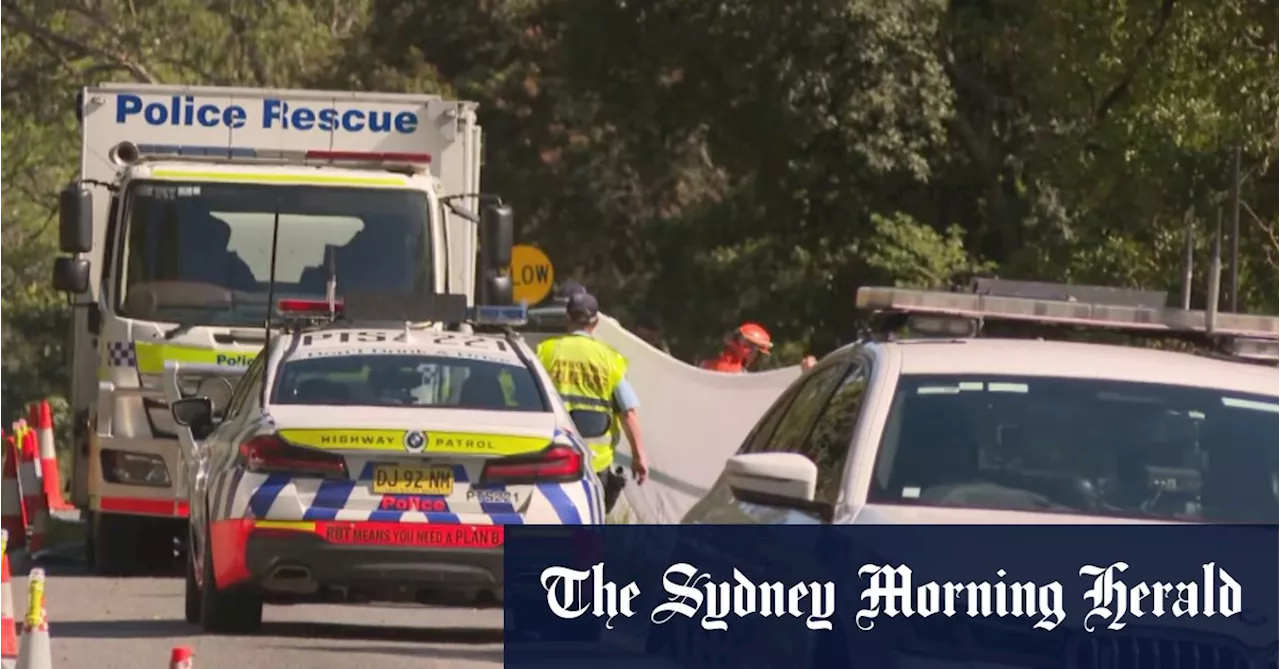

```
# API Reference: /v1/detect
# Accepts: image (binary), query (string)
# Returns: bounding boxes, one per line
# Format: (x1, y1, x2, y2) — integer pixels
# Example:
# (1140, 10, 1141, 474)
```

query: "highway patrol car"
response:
(168, 297, 603, 634)
(674, 280, 1279, 668)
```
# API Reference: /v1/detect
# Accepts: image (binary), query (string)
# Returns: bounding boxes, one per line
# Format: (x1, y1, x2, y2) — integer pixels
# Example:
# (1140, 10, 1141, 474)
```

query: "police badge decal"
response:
(404, 430, 428, 454)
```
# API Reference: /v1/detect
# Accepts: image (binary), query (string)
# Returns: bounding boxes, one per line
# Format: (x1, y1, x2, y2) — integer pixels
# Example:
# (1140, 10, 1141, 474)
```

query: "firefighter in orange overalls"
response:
(700, 322, 816, 373)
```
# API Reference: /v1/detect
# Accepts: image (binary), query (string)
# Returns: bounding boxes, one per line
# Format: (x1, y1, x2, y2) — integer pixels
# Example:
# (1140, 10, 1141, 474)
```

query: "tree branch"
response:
(1092, 0, 1176, 124)
(2, 0, 160, 84)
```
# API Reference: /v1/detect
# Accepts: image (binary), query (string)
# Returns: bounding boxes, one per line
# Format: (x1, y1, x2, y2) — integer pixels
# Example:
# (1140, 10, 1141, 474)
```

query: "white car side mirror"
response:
(724, 452, 829, 520)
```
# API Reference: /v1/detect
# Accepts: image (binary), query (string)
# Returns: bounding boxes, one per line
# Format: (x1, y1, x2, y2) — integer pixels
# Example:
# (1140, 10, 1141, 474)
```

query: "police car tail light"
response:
(239, 434, 347, 478)
(479, 445, 583, 485)
(276, 298, 344, 316)
(304, 150, 432, 167)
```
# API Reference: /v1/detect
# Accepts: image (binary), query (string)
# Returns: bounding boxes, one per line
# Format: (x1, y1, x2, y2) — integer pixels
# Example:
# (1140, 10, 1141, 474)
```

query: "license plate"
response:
(372, 465, 455, 495)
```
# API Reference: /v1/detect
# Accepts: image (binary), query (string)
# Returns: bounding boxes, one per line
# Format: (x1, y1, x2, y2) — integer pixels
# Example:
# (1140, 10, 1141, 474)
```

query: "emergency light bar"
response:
(274, 296, 528, 329)
(1227, 337, 1280, 363)
(856, 286, 1280, 340)
(116, 142, 432, 170)
(472, 304, 529, 327)
(342, 292, 469, 324)
(276, 298, 344, 316)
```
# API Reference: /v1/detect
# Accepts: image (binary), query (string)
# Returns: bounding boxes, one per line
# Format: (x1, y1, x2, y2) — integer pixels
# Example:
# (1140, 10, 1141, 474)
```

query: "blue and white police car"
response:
(168, 298, 604, 634)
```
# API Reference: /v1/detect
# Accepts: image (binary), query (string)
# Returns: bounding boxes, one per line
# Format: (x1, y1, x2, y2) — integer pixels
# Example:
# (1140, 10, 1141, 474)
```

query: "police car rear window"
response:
(271, 354, 548, 412)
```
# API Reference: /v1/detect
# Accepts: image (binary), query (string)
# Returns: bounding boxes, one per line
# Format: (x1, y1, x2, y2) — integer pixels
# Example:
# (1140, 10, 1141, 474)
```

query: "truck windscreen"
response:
(115, 181, 433, 326)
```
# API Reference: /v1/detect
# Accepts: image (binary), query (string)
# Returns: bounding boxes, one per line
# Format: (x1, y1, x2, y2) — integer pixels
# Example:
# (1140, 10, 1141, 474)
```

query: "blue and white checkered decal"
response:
(106, 341, 137, 367)
(207, 457, 603, 528)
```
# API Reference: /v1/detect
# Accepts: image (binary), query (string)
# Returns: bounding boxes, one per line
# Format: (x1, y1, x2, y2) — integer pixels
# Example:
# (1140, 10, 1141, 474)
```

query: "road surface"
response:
(10, 561, 504, 669)
(8, 556, 666, 669)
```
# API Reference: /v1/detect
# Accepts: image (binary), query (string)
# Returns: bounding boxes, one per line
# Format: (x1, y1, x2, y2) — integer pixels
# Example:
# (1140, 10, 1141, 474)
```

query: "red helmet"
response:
(727, 322, 773, 355)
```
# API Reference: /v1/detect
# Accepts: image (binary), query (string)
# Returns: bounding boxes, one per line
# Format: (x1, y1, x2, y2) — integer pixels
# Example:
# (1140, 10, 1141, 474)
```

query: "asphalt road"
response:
(9, 556, 669, 669)
(10, 563, 505, 669)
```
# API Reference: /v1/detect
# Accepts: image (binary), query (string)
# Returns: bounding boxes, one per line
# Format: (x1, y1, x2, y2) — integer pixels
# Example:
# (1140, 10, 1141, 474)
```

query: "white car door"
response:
(684, 358, 855, 525)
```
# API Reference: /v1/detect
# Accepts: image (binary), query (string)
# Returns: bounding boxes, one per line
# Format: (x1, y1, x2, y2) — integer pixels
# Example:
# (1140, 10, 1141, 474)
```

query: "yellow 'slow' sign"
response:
(510, 244, 555, 305)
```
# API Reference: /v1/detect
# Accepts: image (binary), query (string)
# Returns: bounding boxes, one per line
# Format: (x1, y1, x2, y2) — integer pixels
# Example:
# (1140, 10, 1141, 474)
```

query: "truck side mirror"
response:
(59, 183, 93, 253)
(171, 397, 214, 431)
(52, 257, 91, 294)
(482, 273, 514, 306)
(480, 204, 514, 270)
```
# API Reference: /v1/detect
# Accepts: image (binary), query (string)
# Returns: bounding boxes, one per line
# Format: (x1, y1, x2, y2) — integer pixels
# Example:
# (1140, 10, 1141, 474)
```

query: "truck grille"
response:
(1070, 635, 1255, 669)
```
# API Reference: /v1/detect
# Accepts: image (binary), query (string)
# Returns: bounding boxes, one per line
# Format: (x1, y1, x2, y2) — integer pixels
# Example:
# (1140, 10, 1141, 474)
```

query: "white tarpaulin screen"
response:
(523, 314, 802, 524)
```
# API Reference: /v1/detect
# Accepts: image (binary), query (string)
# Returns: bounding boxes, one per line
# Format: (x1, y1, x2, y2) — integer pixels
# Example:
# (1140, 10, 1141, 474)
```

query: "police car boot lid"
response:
(266, 405, 561, 455)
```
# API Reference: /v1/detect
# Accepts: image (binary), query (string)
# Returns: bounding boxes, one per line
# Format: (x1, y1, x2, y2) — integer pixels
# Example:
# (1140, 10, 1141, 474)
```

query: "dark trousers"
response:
(597, 468, 626, 516)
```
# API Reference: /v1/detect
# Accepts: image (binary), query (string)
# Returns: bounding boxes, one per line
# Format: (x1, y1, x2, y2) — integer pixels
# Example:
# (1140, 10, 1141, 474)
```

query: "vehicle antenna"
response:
(324, 244, 338, 318)
(261, 200, 282, 406)
(1206, 207, 1222, 334)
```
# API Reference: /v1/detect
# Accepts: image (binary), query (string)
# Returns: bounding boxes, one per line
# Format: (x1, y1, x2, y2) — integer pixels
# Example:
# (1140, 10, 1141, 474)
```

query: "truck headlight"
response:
(101, 449, 171, 487)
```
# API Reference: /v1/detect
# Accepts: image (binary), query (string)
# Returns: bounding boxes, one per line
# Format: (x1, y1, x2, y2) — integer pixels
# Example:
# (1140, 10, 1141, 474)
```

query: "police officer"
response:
(536, 292, 650, 511)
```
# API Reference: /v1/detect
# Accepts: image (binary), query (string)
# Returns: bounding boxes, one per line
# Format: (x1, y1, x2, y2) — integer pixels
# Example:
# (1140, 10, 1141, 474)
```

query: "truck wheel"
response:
(84, 512, 96, 566)
(134, 518, 179, 572)
(90, 512, 139, 576)
(199, 525, 262, 634)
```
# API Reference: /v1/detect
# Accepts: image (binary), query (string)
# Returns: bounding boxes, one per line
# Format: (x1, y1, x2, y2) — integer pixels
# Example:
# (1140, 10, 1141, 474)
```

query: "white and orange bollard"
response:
(15, 568, 50, 669)
(1, 435, 26, 551)
(169, 647, 194, 669)
(15, 430, 46, 557)
(1, 530, 17, 669)
(29, 403, 69, 513)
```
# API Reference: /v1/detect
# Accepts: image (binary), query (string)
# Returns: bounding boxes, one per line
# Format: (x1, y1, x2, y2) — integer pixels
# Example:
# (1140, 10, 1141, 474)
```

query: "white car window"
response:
(868, 375, 1279, 523)
(798, 363, 870, 504)
(757, 364, 847, 454)
(740, 383, 804, 454)
(223, 350, 266, 418)
(272, 353, 548, 412)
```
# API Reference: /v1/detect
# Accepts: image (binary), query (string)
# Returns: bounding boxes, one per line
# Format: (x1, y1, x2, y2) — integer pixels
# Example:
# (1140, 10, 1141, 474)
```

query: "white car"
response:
(678, 282, 1278, 667)
(168, 299, 604, 634)
(687, 282, 1278, 527)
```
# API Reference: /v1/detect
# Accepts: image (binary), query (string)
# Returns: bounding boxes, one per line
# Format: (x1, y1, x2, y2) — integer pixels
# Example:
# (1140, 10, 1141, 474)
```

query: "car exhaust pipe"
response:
(263, 565, 318, 595)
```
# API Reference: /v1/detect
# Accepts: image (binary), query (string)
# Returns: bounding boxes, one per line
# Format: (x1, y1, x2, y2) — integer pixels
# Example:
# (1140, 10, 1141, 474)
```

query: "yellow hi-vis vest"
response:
(536, 334, 628, 473)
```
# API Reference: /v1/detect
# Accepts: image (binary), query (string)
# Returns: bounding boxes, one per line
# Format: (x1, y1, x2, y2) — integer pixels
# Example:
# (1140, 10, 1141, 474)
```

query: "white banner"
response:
(525, 315, 802, 524)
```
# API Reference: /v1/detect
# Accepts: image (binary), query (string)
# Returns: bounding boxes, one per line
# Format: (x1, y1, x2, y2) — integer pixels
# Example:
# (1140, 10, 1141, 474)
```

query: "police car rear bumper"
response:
(240, 525, 505, 603)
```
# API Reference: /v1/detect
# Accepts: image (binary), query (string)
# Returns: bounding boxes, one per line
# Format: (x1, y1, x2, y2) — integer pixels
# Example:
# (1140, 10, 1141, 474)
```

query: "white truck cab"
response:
(51, 84, 516, 574)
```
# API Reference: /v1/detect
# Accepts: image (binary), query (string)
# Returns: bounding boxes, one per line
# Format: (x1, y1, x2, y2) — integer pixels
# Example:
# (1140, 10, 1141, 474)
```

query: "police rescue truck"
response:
(50, 84, 516, 574)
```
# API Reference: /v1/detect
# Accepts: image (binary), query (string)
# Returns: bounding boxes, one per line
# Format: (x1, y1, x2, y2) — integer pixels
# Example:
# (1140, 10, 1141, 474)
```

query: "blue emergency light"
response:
(472, 304, 529, 326)
(135, 143, 258, 158)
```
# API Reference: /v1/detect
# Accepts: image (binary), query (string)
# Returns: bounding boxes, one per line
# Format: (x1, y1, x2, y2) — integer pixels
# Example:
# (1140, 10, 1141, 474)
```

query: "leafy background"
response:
(3, 0, 1276, 431)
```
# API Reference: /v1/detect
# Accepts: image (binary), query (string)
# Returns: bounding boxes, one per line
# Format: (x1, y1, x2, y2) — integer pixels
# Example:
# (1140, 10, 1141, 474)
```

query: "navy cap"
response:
(566, 292, 600, 322)
(560, 281, 589, 299)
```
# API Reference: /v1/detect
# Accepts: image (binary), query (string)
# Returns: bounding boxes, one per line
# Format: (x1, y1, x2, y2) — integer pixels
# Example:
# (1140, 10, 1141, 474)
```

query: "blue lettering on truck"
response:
(114, 94, 419, 134)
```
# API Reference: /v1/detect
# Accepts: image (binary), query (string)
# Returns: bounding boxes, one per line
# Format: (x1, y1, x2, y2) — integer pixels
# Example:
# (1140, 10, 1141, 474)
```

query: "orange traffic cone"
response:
(1, 530, 17, 669)
(15, 432, 46, 557)
(1, 435, 26, 551)
(30, 403, 69, 513)
(170, 646, 194, 669)
(15, 568, 50, 669)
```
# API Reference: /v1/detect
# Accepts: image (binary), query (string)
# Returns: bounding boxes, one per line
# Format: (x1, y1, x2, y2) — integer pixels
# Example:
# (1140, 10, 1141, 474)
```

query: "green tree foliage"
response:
(2, 0, 1275, 420)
